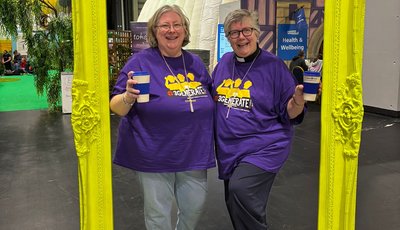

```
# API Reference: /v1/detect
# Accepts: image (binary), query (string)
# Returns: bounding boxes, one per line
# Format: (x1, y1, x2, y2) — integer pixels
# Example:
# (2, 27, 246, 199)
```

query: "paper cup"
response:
(132, 71, 150, 103)
(303, 71, 321, 101)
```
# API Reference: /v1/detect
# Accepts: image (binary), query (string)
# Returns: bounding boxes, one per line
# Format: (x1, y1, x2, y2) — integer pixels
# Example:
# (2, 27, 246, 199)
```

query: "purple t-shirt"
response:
(111, 48, 215, 172)
(212, 50, 305, 180)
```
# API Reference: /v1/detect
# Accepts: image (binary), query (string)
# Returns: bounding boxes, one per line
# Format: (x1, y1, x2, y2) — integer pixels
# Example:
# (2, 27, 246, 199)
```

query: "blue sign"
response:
(277, 24, 307, 60)
(217, 24, 233, 61)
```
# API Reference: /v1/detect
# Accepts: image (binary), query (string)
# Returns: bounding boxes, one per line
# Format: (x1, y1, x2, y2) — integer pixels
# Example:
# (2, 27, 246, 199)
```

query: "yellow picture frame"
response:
(70, 0, 365, 229)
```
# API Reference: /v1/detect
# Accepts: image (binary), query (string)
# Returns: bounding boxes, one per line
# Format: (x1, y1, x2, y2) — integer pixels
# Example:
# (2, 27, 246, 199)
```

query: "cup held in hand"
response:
(133, 71, 150, 103)
(303, 71, 320, 101)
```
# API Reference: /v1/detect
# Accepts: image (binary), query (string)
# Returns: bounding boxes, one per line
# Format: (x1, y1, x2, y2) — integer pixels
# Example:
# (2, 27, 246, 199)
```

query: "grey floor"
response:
(0, 103, 399, 230)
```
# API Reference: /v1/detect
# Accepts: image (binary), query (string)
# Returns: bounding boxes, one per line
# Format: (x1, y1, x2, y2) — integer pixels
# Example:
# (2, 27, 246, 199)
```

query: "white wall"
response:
(362, 0, 400, 112)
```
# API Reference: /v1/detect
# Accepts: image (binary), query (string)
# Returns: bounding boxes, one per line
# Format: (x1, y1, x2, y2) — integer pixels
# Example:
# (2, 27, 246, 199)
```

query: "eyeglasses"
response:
(156, 24, 184, 32)
(228, 27, 255, 39)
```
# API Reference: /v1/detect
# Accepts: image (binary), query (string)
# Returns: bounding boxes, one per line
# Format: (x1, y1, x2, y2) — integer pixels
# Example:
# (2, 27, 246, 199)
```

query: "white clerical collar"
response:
(236, 57, 246, 62)
(235, 47, 261, 63)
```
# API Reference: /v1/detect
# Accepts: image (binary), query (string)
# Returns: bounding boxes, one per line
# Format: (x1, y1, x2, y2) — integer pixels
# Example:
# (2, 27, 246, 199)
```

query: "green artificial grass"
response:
(0, 74, 48, 112)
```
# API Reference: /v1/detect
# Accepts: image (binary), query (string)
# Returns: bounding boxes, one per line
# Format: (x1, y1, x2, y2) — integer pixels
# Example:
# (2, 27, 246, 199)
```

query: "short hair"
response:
(147, 4, 191, 48)
(298, 50, 305, 57)
(223, 9, 260, 38)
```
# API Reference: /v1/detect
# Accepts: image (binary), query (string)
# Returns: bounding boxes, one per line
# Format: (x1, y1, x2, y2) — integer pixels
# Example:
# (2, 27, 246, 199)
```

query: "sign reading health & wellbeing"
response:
(277, 24, 307, 60)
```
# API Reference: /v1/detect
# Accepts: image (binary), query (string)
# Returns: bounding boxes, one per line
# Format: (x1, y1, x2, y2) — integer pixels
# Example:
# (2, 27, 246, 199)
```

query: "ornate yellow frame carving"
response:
(319, 0, 365, 229)
(71, 0, 114, 229)
(71, 0, 365, 229)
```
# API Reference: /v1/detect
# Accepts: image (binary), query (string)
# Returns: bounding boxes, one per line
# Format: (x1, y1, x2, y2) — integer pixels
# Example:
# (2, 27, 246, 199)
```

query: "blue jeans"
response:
(137, 170, 208, 230)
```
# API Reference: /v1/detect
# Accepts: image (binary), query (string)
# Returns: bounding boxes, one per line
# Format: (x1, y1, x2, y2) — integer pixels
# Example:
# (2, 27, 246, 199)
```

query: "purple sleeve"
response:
(274, 58, 306, 125)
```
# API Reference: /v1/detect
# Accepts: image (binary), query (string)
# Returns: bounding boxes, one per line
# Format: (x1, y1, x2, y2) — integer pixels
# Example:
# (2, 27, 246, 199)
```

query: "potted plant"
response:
(0, 0, 73, 112)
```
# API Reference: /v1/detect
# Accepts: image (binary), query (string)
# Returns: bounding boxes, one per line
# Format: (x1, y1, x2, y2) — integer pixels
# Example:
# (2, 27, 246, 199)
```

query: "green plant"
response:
(0, 0, 73, 112)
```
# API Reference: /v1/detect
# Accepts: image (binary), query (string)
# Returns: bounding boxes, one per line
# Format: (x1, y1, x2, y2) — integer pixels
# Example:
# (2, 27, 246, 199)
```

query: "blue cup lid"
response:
(133, 71, 149, 76)
(303, 71, 321, 76)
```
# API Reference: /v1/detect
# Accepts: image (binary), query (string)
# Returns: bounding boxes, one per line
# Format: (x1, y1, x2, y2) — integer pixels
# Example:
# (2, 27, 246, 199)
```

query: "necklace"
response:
(226, 50, 260, 119)
(161, 52, 195, 112)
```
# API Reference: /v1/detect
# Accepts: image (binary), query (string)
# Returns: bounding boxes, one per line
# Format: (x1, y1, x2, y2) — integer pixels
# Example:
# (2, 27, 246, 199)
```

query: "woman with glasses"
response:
(212, 9, 306, 229)
(110, 4, 215, 230)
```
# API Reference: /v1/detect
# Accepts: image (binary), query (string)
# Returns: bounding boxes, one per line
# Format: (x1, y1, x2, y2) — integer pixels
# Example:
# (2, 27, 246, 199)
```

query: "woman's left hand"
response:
(292, 85, 305, 106)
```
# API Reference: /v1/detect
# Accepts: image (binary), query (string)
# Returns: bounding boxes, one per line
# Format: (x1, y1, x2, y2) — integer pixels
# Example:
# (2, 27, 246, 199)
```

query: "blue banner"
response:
(294, 8, 308, 31)
(277, 24, 307, 60)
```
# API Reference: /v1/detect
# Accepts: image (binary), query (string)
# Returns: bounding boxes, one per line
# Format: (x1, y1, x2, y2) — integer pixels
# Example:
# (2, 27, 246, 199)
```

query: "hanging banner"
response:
(277, 24, 307, 60)
(294, 8, 308, 31)
(130, 22, 149, 54)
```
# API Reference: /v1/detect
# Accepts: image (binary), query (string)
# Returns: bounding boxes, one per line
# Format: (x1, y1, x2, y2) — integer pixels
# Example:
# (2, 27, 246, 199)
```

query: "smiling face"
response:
(227, 17, 259, 58)
(156, 11, 185, 57)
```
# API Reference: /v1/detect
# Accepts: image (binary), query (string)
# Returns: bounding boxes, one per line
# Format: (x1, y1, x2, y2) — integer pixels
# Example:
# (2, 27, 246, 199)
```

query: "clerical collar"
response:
(235, 47, 261, 63)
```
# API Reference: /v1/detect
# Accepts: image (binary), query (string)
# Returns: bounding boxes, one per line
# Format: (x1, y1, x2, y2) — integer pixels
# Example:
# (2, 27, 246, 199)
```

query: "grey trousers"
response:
(224, 163, 276, 230)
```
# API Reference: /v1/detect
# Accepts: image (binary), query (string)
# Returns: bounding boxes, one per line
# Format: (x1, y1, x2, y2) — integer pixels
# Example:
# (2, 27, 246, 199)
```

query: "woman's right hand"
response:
(124, 71, 140, 104)
(110, 71, 141, 116)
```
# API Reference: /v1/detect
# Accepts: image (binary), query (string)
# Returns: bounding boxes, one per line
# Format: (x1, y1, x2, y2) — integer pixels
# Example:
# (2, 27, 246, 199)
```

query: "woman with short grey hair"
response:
(212, 8, 306, 229)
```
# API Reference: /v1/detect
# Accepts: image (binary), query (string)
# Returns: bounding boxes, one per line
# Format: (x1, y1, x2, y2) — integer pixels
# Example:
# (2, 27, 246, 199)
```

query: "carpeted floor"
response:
(0, 74, 48, 112)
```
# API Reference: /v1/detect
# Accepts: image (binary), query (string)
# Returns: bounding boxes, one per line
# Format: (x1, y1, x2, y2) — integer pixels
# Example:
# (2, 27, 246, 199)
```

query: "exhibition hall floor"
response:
(0, 103, 399, 230)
